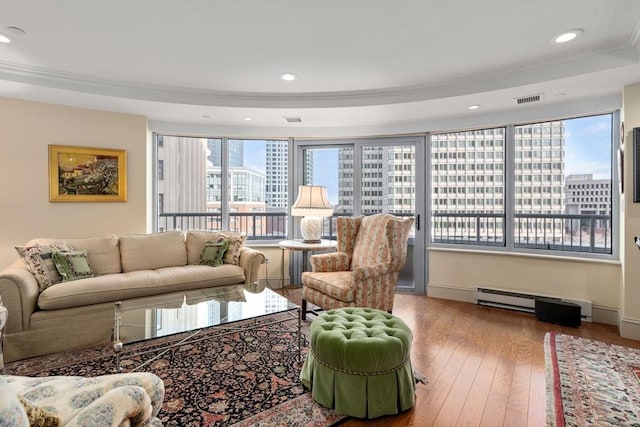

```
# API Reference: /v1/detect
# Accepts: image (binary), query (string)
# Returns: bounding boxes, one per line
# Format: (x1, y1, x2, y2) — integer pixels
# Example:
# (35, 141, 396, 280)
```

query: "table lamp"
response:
(291, 185, 334, 243)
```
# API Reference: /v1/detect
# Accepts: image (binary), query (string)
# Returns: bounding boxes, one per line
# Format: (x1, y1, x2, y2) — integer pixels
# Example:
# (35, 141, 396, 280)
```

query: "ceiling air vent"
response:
(284, 116, 302, 123)
(515, 93, 544, 105)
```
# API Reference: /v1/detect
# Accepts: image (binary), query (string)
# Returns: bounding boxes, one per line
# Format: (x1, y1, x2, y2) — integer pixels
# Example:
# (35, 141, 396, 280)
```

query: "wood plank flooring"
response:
(284, 289, 640, 427)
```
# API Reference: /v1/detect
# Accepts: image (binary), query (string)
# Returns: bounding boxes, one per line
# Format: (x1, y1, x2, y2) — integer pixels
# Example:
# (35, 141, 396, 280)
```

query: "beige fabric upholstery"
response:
(27, 235, 121, 275)
(0, 231, 265, 362)
(119, 230, 187, 272)
(37, 265, 245, 310)
(301, 214, 414, 319)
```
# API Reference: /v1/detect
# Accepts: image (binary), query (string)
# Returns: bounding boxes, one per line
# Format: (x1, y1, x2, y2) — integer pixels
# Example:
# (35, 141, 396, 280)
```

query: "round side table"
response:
(278, 239, 337, 293)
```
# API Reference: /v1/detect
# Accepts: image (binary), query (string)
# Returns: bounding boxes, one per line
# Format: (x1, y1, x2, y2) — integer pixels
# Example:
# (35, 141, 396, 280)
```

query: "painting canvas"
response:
(49, 145, 127, 202)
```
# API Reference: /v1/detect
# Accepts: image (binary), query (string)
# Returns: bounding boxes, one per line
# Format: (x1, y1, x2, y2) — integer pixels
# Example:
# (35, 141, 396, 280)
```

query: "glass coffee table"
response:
(112, 283, 301, 372)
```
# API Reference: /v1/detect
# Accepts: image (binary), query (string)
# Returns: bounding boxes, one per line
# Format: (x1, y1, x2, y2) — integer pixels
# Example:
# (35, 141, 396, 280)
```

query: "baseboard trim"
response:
(427, 283, 476, 304)
(427, 282, 619, 326)
(592, 305, 619, 326)
(620, 316, 640, 340)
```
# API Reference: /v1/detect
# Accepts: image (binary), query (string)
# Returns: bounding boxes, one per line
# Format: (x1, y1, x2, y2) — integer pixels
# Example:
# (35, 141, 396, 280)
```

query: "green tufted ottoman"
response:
(300, 307, 415, 419)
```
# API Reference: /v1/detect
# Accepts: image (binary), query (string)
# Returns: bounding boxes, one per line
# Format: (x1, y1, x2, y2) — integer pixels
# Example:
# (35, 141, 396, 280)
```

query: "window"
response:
(154, 135, 288, 240)
(430, 113, 614, 255)
(430, 127, 506, 245)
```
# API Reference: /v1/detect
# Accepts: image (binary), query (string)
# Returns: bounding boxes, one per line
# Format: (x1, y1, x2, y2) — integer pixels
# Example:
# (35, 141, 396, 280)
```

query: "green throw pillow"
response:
(198, 240, 228, 267)
(52, 250, 95, 282)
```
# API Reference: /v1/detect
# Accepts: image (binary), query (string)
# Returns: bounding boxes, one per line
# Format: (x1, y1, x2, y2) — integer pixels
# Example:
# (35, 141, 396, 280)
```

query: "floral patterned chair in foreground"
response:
(301, 213, 414, 320)
(0, 297, 165, 427)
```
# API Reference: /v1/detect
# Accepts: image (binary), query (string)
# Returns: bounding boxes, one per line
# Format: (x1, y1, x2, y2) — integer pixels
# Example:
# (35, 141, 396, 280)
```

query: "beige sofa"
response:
(0, 230, 265, 362)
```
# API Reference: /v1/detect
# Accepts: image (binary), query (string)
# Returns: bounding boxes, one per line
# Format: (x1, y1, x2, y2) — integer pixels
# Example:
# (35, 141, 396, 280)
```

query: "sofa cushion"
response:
(37, 265, 245, 310)
(26, 235, 122, 275)
(186, 230, 245, 265)
(198, 240, 229, 267)
(119, 231, 187, 273)
(52, 250, 95, 282)
(15, 242, 73, 292)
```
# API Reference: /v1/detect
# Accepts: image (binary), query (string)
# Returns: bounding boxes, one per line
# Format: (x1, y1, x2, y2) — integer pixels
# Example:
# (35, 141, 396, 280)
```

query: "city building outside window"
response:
(430, 113, 613, 255)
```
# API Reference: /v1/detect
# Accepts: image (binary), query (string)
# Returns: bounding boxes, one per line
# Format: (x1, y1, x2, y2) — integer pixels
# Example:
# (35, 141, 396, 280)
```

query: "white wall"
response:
(0, 98, 148, 268)
(621, 83, 640, 337)
(428, 249, 620, 323)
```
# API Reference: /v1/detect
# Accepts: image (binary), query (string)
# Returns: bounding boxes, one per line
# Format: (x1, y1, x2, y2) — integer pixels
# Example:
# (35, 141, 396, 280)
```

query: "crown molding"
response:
(0, 44, 637, 109)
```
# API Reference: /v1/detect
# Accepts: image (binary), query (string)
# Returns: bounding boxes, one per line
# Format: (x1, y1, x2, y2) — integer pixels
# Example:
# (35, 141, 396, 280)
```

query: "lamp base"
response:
(299, 216, 323, 243)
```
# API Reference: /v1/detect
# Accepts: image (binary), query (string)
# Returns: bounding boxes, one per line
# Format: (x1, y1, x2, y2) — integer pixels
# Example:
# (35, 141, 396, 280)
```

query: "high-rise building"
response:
(207, 139, 243, 167)
(265, 140, 289, 209)
(564, 173, 612, 233)
(337, 146, 415, 215)
(156, 135, 207, 214)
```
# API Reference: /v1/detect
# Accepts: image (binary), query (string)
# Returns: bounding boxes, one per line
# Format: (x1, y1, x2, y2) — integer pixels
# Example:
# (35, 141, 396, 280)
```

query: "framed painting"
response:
(49, 145, 127, 202)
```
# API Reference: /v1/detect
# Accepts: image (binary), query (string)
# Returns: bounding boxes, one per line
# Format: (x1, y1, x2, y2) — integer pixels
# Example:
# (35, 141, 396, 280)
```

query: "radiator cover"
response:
(475, 286, 592, 322)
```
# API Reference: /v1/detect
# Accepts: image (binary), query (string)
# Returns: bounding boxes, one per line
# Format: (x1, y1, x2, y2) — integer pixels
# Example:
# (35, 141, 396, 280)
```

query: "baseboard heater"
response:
(475, 286, 592, 322)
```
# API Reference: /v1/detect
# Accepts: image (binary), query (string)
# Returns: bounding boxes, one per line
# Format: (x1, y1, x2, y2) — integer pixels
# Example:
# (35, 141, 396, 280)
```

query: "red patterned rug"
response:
(5, 313, 345, 426)
(545, 332, 640, 426)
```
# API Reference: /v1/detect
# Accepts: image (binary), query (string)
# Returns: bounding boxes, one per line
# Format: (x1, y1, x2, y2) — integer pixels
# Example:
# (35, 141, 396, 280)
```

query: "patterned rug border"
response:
(545, 331, 640, 427)
(229, 392, 346, 427)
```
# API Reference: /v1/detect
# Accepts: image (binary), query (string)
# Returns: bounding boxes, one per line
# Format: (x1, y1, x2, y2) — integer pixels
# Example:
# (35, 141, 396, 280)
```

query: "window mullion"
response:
(505, 125, 515, 250)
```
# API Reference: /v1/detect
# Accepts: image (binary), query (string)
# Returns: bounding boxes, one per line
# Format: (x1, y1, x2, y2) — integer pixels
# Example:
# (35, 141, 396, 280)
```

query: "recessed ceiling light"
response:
(552, 29, 583, 44)
(243, 117, 252, 121)
(280, 73, 298, 81)
(0, 33, 10, 43)
(468, 104, 480, 110)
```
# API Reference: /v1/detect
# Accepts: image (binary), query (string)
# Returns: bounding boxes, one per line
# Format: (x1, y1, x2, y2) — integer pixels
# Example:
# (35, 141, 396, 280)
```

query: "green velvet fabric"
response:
(300, 307, 415, 419)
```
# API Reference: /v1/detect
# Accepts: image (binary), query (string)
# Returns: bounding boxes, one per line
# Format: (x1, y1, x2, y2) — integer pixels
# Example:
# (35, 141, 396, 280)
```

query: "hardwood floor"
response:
(284, 289, 640, 427)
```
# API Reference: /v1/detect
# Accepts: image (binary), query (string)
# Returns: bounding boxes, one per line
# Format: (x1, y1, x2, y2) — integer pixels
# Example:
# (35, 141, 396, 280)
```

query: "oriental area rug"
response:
(4, 314, 345, 427)
(545, 332, 640, 426)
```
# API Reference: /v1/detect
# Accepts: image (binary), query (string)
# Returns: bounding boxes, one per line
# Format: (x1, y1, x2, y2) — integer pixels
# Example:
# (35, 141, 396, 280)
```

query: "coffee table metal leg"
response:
(297, 306, 302, 362)
(114, 301, 123, 372)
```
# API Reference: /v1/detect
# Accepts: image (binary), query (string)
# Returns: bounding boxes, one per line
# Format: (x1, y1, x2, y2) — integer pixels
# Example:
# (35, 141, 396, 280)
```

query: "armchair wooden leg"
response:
(302, 300, 308, 321)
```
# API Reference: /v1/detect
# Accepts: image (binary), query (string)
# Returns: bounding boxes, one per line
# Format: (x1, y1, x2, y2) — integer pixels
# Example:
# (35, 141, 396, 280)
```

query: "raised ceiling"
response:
(0, 0, 639, 134)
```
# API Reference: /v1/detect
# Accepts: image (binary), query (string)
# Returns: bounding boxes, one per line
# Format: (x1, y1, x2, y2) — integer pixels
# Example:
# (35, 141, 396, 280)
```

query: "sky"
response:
(563, 115, 612, 180)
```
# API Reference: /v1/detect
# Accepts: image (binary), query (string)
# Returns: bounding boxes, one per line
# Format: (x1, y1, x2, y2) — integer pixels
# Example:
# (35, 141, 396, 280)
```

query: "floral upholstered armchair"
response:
(0, 296, 165, 427)
(301, 213, 414, 320)
(1, 373, 165, 426)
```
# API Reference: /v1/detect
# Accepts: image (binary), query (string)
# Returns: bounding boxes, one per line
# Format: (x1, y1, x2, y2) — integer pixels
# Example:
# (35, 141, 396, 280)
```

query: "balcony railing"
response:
(158, 211, 412, 241)
(159, 211, 610, 255)
(432, 212, 612, 254)
(159, 212, 291, 240)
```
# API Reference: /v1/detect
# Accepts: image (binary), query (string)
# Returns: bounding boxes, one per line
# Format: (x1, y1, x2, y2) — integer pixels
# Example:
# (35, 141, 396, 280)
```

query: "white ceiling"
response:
(0, 0, 639, 135)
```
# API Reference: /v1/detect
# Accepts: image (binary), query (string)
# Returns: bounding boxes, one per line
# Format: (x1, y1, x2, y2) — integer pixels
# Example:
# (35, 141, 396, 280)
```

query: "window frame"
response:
(427, 111, 620, 261)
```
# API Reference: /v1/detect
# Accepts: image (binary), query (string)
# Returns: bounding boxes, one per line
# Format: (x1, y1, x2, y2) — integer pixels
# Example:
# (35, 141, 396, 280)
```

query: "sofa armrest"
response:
(310, 252, 350, 272)
(238, 246, 265, 285)
(0, 265, 39, 334)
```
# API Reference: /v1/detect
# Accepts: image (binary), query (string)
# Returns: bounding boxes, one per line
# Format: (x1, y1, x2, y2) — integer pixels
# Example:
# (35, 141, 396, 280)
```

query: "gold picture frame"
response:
(49, 145, 127, 202)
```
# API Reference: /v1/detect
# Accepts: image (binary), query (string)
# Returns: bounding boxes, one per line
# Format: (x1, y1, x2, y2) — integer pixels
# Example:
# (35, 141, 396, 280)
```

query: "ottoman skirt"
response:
(300, 307, 415, 419)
